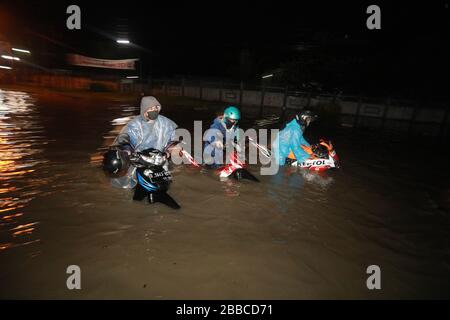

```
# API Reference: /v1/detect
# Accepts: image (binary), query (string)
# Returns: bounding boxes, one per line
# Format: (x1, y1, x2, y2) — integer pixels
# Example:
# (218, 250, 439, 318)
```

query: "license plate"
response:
(148, 171, 171, 182)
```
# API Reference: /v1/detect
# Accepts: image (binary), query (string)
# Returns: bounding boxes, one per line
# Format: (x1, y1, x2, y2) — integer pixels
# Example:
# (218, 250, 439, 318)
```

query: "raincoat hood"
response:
(140, 96, 161, 118)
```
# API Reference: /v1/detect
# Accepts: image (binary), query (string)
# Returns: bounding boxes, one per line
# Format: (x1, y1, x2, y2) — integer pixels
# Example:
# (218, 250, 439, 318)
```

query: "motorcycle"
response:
(129, 148, 181, 209)
(287, 139, 340, 172)
(217, 143, 259, 182)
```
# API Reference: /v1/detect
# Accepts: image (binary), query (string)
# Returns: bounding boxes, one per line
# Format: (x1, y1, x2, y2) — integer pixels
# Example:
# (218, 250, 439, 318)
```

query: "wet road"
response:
(1, 88, 449, 299)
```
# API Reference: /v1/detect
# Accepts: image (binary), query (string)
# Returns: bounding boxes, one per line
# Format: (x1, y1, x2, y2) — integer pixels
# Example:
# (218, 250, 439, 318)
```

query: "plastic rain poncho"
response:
(272, 118, 311, 166)
(111, 96, 177, 188)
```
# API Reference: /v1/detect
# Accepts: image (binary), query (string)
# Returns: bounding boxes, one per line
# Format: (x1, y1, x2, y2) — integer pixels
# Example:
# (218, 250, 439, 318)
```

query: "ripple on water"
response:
(0, 90, 50, 252)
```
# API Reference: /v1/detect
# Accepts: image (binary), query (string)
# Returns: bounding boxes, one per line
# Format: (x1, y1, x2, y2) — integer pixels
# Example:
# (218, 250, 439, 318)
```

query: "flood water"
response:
(1, 88, 449, 299)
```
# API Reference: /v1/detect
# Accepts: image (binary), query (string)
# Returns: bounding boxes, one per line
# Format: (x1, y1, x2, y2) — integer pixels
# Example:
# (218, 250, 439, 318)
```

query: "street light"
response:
(1, 55, 20, 61)
(12, 48, 31, 54)
(126, 76, 139, 79)
(116, 39, 130, 44)
(262, 74, 274, 79)
(0, 65, 12, 69)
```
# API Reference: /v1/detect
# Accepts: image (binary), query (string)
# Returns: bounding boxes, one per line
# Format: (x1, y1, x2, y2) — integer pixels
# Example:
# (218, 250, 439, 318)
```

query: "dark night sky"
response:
(1, 0, 449, 96)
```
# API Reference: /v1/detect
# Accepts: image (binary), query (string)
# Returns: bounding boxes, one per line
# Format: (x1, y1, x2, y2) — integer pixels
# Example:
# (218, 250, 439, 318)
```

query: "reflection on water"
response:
(299, 169, 335, 189)
(0, 90, 48, 251)
(253, 114, 280, 128)
(220, 178, 241, 197)
(90, 104, 138, 167)
(265, 166, 335, 214)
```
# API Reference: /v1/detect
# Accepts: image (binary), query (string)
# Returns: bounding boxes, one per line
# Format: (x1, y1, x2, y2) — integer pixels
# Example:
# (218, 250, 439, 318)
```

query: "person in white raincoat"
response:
(110, 96, 178, 188)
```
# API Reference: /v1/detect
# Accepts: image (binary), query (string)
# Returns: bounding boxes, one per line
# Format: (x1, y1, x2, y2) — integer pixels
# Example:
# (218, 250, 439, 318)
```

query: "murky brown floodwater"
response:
(0, 88, 449, 299)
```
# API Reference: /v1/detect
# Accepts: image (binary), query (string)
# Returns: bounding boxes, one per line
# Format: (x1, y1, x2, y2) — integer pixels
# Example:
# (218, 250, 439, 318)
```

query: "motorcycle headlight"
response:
(141, 154, 155, 164)
(154, 155, 165, 166)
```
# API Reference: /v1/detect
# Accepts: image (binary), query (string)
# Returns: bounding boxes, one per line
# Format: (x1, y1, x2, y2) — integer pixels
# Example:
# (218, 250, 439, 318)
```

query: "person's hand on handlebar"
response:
(165, 141, 184, 159)
(212, 140, 224, 150)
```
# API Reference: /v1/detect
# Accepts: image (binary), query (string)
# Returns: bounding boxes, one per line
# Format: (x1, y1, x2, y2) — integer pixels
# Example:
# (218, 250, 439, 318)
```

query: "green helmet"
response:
(223, 106, 241, 121)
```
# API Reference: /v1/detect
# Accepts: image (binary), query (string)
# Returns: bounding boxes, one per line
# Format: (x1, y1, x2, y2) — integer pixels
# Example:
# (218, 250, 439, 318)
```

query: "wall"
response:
(137, 79, 450, 137)
(22, 74, 120, 91)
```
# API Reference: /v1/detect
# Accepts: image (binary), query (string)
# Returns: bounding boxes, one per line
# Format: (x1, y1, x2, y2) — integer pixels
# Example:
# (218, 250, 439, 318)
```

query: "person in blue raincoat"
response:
(109, 96, 179, 188)
(272, 110, 318, 166)
(203, 106, 241, 166)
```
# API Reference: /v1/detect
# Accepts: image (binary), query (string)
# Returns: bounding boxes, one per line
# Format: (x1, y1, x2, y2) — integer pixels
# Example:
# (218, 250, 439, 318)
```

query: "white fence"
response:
(121, 79, 449, 137)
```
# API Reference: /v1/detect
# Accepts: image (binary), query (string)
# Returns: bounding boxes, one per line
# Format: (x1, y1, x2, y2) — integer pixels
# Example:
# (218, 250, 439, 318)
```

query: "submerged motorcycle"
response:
(287, 139, 340, 172)
(216, 143, 259, 182)
(103, 146, 180, 209)
(130, 148, 181, 209)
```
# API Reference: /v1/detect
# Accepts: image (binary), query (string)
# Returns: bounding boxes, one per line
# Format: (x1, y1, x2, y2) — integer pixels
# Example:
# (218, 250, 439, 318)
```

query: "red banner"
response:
(67, 54, 138, 70)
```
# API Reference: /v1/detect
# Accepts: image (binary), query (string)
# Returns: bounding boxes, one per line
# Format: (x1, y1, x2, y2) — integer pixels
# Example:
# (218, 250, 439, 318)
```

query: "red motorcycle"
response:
(217, 147, 259, 181)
